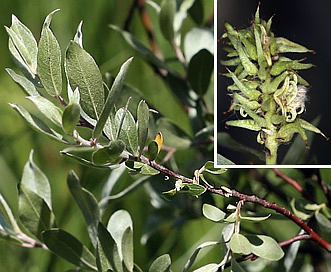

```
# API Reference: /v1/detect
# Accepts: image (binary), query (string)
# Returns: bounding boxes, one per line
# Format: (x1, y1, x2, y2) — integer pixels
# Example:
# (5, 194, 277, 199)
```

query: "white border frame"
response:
(213, 0, 330, 169)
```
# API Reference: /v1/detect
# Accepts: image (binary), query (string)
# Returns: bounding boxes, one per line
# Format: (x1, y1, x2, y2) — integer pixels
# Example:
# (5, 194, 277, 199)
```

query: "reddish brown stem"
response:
(136, 158, 331, 252)
(207, 185, 331, 252)
(273, 168, 303, 192)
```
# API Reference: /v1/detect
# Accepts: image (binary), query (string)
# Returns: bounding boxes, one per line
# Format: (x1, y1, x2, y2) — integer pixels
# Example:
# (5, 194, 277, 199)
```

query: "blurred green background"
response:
(0, 0, 215, 271)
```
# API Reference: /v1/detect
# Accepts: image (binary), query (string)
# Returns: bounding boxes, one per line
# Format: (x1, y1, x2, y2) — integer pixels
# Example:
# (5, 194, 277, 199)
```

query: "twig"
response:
(233, 234, 311, 265)
(273, 168, 304, 192)
(273, 168, 314, 202)
(205, 184, 331, 252)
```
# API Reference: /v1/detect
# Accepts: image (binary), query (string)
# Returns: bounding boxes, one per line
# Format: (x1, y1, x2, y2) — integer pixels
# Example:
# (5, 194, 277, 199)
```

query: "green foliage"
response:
(1, 2, 331, 272)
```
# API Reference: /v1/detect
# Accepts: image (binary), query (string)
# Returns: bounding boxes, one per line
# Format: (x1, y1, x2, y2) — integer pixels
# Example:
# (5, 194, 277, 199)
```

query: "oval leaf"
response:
(149, 254, 172, 272)
(62, 103, 81, 133)
(147, 140, 159, 161)
(65, 40, 104, 119)
(184, 28, 214, 63)
(202, 204, 226, 222)
(92, 140, 125, 165)
(43, 228, 97, 270)
(229, 233, 252, 255)
(247, 235, 284, 261)
(37, 9, 62, 96)
(107, 209, 133, 262)
(188, 49, 213, 96)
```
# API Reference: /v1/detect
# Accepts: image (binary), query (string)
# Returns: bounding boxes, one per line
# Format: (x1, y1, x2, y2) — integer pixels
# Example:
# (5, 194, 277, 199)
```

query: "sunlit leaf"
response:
(10, 103, 67, 143)
(93, 57, 133, 139)
(67, 171, 100, 248)
(239, 214, 271, 222)
(37, 9, 62, 96)
(6, 68, 39, 96)
(107, 210, 133, 262)
(21, 150, 52, 209)
(229, 233, 252, 255)
(43, 228, 97, 270)
(178, 183, 206, 197)
(184, 28, 214, 63)
(247, 235, 284, 261)
(202, 204, 226, 222)
(192, 263, 219, 272)
(5, 15, 39, 84)
(65, 40, 104, 119)
(27, 96, 63, 127)
(216, 153, 235, 166)
(161, 188, 177, 201)
(140, 164, 160, 175)
(201, 161, 228, 175)
(149, 254, 172, 272)
(183, 241, 220, 272)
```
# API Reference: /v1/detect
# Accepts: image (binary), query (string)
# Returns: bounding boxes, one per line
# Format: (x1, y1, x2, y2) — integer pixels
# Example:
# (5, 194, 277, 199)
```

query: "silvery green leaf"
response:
(107, 210, 133, 263)
(74, 21, 84, 48)
(184, 28, 214, 63)
(5, 68, 39, 96)
(93, 57, 133, 139)
(184, 241, 220, 272)
(202, 204, 226, 222)
(247, 235, 284, 261)
(27, 96, 63, 127)
(65, 40, 104, 119)
(137, 100, 149, 156)
(115, 108, 138, 155)
(5, 15, 38, 77)
(149, 254, 172, 272)
(21, 150, 52, 209)
(9, 103, 67, 143)
(229, 233, 252, 255)
(37, 9, 62, 96)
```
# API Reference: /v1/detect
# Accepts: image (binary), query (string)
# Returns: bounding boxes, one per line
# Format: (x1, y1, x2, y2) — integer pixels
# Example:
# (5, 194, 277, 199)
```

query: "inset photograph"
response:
(216, 0, 330, 166)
